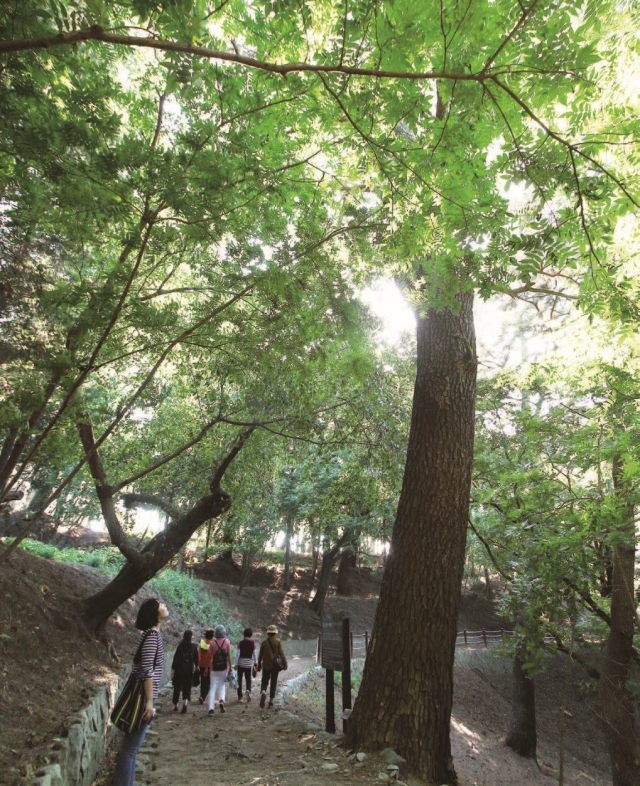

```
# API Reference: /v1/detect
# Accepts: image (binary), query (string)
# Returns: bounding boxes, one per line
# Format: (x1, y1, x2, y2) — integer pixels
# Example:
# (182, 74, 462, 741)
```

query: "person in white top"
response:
(234, 627, 258, 702)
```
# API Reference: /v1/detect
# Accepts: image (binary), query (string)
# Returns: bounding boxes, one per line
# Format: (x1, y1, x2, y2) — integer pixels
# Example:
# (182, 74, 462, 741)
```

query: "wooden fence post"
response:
(326, 670, 335, 733)
(342, 617, 352, 734)
(463, 629, 468, 646)
(482, 628, 488, 647)
(364, 630, 369, 652)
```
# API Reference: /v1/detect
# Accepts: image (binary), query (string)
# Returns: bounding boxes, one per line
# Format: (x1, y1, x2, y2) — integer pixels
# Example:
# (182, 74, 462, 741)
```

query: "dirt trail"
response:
(131, 657, 392, 786)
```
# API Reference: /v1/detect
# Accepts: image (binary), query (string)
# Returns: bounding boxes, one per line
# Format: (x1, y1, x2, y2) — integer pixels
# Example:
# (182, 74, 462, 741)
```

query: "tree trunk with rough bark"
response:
(345, 294, 477, 783)
(505, 654, 537, 758)
(599, 455, 640, 786)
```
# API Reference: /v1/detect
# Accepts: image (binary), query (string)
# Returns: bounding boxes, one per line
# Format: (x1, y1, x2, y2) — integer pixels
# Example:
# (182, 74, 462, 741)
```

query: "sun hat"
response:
(214, 625, 227, 638)
(266, 625, 278, 634)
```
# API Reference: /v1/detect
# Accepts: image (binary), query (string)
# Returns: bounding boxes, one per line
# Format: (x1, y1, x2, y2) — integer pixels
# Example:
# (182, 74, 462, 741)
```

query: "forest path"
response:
(99, 654, 613, 786)
(135, 657, 388, 786)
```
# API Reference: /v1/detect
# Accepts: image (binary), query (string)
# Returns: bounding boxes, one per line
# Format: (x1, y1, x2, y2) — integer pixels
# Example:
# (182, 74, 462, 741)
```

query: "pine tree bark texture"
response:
(599, 456, 640, 786)
(345, 293, 477, 783)
(505, 654, 537, 758)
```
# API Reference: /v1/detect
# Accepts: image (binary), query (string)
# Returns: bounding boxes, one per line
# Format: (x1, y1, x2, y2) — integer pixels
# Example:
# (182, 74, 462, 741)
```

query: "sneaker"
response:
(181, 704, 187, 714)
(268, 701, 274, 709)
(173, 705, 179, 712)
(237, 695, 244, 702)
(245, 690, 251, 703)
(208, 709, 215, 716)
(219, 702, 226, 714)
(259, 692, 266, 709)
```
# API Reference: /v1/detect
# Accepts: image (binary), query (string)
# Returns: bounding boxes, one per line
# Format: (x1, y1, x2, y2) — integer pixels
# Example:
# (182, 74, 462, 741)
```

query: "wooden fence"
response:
(317, 628, 526, 662)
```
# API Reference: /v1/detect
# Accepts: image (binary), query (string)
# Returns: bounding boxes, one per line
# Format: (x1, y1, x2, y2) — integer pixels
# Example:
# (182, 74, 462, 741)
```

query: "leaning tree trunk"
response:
(345, 293, 477, 783)
(81, 489, 231, 632)
(310, 534, 347, 615)
(599, 455, 640, 786)
(505, 654, 537, 758)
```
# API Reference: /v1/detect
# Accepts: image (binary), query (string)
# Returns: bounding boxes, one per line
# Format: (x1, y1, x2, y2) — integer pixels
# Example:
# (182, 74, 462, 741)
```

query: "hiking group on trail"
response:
(193, 623, 288, 713)
(113, 601, 288, 786)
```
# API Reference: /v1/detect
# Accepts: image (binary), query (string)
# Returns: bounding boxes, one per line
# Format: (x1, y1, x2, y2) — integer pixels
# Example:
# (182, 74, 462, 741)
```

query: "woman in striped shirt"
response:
(113, 598, 167, 786)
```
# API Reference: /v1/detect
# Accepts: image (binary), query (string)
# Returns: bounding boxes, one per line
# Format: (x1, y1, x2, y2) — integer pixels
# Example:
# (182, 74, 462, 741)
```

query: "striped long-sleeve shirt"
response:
(131, 628, 165, 700)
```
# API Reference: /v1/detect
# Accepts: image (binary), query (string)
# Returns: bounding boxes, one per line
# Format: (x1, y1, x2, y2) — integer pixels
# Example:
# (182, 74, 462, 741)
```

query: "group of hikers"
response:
(170, 624, 288, 714)
(113, 598, 288, 786)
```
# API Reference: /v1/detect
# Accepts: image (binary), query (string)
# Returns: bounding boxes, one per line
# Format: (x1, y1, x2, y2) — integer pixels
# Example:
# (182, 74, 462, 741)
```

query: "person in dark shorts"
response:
(257, 624, 287, 709)
(235, 627, 258, 702)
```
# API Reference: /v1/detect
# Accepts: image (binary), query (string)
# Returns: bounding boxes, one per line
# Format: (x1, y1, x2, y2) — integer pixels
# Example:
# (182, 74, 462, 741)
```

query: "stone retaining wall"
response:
(29, 652, 174, 786)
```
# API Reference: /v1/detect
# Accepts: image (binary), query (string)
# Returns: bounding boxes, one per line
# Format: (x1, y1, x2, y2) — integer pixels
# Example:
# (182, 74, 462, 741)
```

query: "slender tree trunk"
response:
(177, 544, 186, 573)
(311, 546, 319, 581)
(484, 566, 492, 599)
(239, 550, 254, 594)
(598, 455, 639, 786)
(221, 525, 234, 563)
(283, 526, 292, 592)
(204, 520, 213, 563)
(0, 427, 18, 477)
(345, 294, 477, 783)
(309, 552, 337, 615)
(505, 654, 537, 758)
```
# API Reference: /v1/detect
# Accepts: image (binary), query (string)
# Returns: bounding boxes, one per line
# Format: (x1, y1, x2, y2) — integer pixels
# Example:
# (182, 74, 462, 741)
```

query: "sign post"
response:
(341, 616, 352, 734)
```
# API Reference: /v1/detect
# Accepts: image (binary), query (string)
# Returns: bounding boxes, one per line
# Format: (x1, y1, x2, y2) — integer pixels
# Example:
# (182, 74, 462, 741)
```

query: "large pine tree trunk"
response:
(599, 456, 639, 786)
(505, 655, 537, 758)
(345, 294, 477, 783)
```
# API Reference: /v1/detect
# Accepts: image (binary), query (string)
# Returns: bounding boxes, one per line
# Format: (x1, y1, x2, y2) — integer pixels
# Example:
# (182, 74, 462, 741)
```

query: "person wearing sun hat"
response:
(257, 624, 287, 708)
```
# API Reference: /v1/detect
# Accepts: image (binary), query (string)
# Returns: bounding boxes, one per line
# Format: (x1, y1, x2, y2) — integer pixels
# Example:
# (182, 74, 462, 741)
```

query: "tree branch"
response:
(0, 26, 484, 83)
(121, 493, 181, 521)
(553, 635, 600, 680)
(111, 416, 223, 493)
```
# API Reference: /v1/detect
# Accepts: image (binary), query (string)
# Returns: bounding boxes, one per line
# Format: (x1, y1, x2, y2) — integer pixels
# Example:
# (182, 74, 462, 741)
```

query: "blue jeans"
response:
(113, 722, 149, 786)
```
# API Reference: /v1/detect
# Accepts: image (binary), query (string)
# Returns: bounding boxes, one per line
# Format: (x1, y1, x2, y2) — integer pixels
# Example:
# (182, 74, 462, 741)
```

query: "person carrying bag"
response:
(257, 625, 287, 709)
(112, 598, 168, 786)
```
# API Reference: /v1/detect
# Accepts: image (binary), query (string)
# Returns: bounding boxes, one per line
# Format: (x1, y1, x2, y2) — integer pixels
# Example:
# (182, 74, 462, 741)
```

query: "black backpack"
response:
(177, 641, 193, 671)
(212, 639, 228, 670)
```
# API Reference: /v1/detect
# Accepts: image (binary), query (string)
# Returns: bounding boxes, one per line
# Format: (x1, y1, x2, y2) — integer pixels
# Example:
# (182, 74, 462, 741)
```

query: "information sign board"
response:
(321, 614, 344, 671)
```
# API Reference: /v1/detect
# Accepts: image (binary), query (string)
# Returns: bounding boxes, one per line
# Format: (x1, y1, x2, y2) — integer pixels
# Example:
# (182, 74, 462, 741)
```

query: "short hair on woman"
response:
(183, 630, 193, 642)
(244, 627, 252, 638)
(136, 598, 160, 630)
